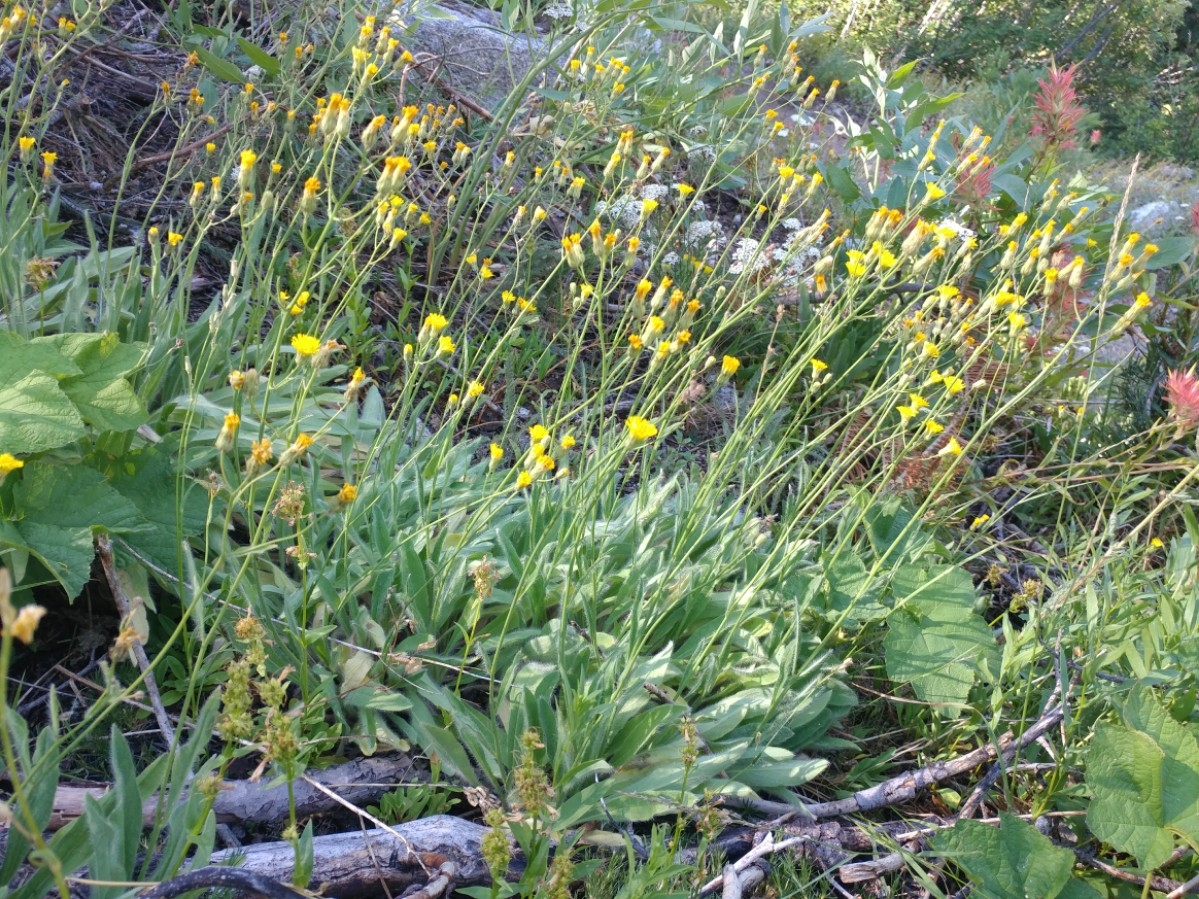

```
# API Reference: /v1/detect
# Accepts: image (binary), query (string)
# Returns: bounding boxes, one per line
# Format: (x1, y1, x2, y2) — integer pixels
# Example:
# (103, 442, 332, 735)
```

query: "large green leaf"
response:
(932, 812, 1075, 899)
(18, 463, 144, 533)
(884, 565, 996, 708)
(0, 371, 86, 453)
(5, 464, 146, 596)
(1085, 686, 1199, 869)
(103, 446, 206, 572)
(39, 333, 148, 432)
(1, 519, 95, 598)
(0, 331, 82, 382)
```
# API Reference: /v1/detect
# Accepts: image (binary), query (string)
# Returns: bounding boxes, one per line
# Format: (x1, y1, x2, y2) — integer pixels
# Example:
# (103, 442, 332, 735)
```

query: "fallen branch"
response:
(45, 753, 427, 830)
(731, 703, 1065, 825)
(134, 868, 312, 899)
(698, 833, 808, 896)
(1078, 845, 1196, 897)
(203, 815, 516, 899)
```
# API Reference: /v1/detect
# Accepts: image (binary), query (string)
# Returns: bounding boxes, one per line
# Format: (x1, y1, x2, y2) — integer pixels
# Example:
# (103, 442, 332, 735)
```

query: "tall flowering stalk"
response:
(1030, 63, 1087, 168)
(1165, 367, 1199, 442)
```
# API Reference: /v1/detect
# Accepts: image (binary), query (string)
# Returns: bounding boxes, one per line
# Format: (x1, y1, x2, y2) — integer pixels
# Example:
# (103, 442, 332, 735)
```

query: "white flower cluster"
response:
(542, 0, 573, 18)
(729, 238, 771, 275)
(641, 183, 669, 202)
(685, 219, 723, 243)
(595, 195, 642, 229)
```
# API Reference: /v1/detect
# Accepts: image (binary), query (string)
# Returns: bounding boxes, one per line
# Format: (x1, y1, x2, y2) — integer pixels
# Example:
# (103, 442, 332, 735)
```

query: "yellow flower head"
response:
(516, 470, 534, 489)
(489, 443, 504, 461)
(337, 483, 358, 504)
(7, 604, 46, 645)
(291, 333, 321, 357)
(721, 355, 741, 377)
(0, 453, 25, 476)
(625, 415, 658, 441)
(938, 436, 962, 456)
(250, 438, 274, 466)
(438, 335, 456, 355)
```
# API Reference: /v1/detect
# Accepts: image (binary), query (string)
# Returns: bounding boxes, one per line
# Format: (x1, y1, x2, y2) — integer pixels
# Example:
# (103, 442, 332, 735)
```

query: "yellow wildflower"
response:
(625, 415, 659, 441)
(7, 604, 46, 645)
(249, 438, 273, 468)
(215, 412, 240, 452)
(291, 333, 321, 357)
(938, 436, 962, 456)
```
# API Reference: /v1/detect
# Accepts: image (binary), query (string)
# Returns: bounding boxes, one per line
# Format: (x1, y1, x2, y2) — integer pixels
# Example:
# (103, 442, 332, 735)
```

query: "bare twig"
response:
(95, 535, 175, 746)
(299, 773, 428, 876)
(698, 833, 807, 895)
(957, 677, 1065, 819)
(1078, 846, 1195, 896)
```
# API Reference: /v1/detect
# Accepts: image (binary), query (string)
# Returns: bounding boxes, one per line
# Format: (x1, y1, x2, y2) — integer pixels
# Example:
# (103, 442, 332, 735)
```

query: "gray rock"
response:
(388, 0, 549, 109)
(1128, 200, 1178, 233)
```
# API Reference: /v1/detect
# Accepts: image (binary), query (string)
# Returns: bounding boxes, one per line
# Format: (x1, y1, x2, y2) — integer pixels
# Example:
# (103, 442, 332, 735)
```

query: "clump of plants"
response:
(3, 0, 1199, 896)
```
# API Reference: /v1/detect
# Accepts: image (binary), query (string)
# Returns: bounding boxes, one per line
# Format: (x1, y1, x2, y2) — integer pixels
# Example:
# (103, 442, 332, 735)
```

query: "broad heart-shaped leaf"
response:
(932, 812, 1075, 899)
(37, 333, 148, 432)
(885, 607, 982, 706)
(0, 331, 82, 382)
(6, 463, 147, 597)
(0, 519, 95, 598)
(0, 371, 86, 453)
(102, 445, 206, 573)
(884, 565, 996, 708)
(18, 463, 144, 533)
(1086, 686, 1199, 869)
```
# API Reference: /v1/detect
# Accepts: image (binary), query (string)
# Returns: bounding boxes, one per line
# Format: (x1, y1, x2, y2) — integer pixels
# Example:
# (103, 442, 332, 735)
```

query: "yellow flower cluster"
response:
(624, 277, 699, 366)
(514, 424, 577, 487)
